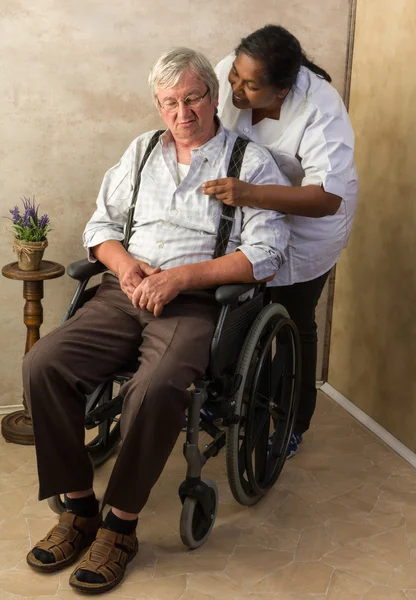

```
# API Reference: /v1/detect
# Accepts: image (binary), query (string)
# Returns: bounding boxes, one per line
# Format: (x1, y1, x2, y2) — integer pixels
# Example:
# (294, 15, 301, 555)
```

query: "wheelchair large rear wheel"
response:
(226, 303, 301, 506)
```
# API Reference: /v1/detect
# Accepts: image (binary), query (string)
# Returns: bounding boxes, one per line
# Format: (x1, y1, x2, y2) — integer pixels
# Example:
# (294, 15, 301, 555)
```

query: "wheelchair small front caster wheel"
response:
(180, 478, 218, 549)
(47, 495, 66, 514)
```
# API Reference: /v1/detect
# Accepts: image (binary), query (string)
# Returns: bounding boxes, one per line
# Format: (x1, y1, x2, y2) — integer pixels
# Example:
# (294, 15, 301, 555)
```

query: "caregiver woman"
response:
(204, 24, 358, 458)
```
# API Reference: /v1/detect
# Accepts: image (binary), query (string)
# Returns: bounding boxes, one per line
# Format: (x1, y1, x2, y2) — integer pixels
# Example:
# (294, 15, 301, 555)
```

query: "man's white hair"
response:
(148, 47, 219, 106)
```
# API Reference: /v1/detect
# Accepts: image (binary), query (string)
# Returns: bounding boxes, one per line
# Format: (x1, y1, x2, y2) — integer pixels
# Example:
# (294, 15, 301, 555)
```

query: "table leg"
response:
(1, 280, 44, 444)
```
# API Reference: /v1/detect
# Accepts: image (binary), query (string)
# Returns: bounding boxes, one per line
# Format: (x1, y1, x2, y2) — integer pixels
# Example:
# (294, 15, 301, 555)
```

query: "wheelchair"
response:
(48, 258, 301, 549)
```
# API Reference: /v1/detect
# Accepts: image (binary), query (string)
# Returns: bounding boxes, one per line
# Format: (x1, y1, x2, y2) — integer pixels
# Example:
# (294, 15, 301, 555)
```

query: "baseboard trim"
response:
(0, 404, 24, 415)
(321, 383, 416, 469)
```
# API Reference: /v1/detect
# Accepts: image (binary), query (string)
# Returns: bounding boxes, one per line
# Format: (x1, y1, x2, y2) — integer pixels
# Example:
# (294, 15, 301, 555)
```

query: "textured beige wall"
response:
(0, 1, 351, 407)
(329, 0, 416, 450)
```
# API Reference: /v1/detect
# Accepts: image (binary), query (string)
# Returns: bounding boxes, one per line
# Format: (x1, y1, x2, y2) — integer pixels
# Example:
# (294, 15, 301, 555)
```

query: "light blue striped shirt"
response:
(83, 123, 290, 281)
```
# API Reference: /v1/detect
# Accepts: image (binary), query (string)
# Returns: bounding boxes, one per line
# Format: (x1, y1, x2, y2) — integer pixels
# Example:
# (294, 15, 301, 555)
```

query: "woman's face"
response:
(228, 52, 286, 111)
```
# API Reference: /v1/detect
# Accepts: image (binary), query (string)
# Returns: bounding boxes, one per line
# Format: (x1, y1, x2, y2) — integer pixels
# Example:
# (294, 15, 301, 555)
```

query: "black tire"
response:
(180, 479, 218, 549)
(85, 381, 121, 468)
(226, 303, 300, 505)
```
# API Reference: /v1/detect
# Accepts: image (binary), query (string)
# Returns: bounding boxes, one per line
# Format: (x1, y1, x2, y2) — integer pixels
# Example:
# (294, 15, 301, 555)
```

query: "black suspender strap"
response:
(212, 136, 249, 259)
(123, 129, 165, 250)
(124, 131, 248, 256)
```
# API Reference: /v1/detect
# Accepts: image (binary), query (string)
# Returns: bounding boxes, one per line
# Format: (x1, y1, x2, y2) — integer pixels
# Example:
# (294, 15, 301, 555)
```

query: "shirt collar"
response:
(160, 118, 226, 166)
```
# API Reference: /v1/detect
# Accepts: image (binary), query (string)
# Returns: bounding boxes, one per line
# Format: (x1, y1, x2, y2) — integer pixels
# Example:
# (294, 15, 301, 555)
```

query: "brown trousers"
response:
(23, 274, 220, 514)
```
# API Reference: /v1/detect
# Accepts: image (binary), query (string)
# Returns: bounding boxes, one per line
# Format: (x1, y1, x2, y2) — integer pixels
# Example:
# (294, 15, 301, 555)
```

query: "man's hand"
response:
(118, 259, 161, 301)
(131, 270, 182, 317)
(202, 177, 256, 207)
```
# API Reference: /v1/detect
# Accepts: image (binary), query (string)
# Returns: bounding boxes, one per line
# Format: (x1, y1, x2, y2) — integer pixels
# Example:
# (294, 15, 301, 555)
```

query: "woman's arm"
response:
(202, 178, 341, 218)
(255, 183, 341, 217)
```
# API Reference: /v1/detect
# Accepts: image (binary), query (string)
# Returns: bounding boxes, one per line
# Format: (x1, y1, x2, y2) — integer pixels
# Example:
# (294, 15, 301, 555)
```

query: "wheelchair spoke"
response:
(251, 406, 271, 450)
(238, 437, 247, 479)
(253, 411, 270, 482)
(270, 346, 286, 392)
(255, 392, 271, 409)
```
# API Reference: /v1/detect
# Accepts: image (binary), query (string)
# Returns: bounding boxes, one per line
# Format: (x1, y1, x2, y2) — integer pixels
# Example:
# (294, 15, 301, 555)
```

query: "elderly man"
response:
(24, 48, 289, 594)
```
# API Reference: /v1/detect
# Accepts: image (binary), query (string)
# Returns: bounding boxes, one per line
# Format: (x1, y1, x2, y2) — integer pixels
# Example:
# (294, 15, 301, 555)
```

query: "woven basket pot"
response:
(13, 239, 48, 271)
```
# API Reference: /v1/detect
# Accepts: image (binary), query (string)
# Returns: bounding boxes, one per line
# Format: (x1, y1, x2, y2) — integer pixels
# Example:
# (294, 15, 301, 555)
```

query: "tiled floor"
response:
(1, 390, 416, 599)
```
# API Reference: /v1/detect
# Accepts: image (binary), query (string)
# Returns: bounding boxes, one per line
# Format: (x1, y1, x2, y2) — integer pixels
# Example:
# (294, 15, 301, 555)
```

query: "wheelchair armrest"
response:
(215, 282, 259, 305)
(67, 259, 108, 282)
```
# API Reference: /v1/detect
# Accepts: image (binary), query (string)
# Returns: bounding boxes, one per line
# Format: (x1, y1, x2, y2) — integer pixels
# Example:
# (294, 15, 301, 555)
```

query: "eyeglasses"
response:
(158, 88, 210, 113)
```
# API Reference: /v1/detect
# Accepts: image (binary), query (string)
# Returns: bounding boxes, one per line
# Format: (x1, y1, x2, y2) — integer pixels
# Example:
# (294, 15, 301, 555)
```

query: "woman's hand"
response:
(202, 178, 256, 207)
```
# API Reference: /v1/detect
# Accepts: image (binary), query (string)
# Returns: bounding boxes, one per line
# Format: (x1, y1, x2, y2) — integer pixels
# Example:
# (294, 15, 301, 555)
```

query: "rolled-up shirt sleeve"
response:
(299, 104, 355, 199)
(236, 145, 290, 280)
(83, 141, 137, 261)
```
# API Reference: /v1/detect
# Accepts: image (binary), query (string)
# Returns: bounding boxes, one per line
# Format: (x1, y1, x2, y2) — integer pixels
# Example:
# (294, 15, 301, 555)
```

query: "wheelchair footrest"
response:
(85, 395, 123, 429)
(202, 430, 226, 460)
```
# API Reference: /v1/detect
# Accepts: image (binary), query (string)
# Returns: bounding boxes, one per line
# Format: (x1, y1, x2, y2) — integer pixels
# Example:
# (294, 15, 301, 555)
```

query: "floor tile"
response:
(250, 561, 334, 594)
(239, 523, 299, 552)
(325, 520, 386, 546)
(388, 558, 416, 588)
(364, 500, 404, 528)
(323, 545, 394, 585)
(226, 544, 293, 587)
(187, 571, 245, 599)
(0, 569, 60, 596)
(295, 524, 338, 561)
(326, 569, 372, 599)
(265, 494, 326, 530)
(118, 572, 187, 599)
(351, 526, 411, 567)
(361, 586, 408, 600)
(1, 391, 415, 599)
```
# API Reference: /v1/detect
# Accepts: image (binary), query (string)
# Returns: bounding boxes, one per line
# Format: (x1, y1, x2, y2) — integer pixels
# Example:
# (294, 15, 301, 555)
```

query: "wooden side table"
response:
(1, 260, 65, 444)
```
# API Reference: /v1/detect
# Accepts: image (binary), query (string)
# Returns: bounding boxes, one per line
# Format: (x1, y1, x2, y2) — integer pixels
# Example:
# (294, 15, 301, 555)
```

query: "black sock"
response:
(64, 493, 99, 518)
(75, 510, 138, 585)
(32, 494, 99, 565)
(103, 510, 138, 535)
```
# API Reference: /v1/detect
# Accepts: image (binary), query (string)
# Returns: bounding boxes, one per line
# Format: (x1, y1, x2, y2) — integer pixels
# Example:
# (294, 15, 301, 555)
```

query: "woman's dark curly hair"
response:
(235, 24, 331, 90)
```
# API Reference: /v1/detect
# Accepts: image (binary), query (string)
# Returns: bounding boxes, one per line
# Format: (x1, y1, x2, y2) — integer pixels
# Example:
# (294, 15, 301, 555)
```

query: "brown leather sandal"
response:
(69, 527, 138, 594)
(26, 511, 101, 572)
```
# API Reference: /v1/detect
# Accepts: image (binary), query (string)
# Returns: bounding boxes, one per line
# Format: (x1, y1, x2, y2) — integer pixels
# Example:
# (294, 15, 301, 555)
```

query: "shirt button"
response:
(243, 127, 249, 133)
(158, 242, 164, 249)
(171, 209, 178, 215)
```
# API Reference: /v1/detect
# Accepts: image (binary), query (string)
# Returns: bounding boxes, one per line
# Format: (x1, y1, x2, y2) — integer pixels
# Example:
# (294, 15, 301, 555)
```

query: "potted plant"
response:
(8, 196, 51, 271)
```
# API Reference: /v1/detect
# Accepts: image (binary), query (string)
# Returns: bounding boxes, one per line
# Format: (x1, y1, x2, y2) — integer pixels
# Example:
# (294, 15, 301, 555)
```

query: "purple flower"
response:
(21, 212, 30, 227)
(5, 195, 51, 242)
(9, 206, 21, 224)
(39, 213, 49, 229)
(21, 195, 39, 224)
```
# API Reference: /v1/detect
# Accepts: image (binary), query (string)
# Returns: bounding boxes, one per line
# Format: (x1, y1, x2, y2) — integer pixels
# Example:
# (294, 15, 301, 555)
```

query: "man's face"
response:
(156, 69, 218, 146)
